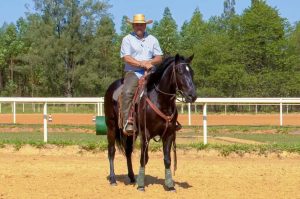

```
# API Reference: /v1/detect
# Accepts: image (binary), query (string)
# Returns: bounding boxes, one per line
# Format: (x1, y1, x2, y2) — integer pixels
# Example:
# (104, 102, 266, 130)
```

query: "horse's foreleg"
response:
(137, 135, 149, 191)
(107, 128, 117, 185)
(163, 133, 176, 191)
(125, 137, 135, 183)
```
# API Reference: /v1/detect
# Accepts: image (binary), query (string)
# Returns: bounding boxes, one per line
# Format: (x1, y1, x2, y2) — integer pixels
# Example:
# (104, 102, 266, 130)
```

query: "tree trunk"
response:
(0, 69, 3, 90)
(10, 58, 14, 81)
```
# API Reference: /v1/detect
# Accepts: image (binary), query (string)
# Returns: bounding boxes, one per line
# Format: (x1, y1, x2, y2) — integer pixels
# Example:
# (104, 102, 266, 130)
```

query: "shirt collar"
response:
(130, 31, 149, 39)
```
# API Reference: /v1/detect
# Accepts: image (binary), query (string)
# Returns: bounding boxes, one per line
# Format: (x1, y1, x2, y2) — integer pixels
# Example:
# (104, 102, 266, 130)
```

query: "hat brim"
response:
(126, 18, 153, 24)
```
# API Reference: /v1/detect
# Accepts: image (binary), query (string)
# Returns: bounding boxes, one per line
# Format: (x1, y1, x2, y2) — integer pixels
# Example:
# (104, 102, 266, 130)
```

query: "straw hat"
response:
(126, 14, 153, 24)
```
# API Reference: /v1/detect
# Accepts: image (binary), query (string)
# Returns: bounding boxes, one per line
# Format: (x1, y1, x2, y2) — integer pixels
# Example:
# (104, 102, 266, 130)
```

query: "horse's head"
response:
(173, 54, 197, 103)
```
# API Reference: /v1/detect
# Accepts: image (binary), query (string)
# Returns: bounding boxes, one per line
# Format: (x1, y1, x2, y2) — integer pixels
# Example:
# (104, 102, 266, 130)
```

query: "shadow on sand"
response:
(107, 174, 192, 190)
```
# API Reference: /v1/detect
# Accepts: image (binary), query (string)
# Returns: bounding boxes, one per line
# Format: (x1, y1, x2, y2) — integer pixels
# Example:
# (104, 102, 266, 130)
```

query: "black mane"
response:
(147, 55, 185, 90)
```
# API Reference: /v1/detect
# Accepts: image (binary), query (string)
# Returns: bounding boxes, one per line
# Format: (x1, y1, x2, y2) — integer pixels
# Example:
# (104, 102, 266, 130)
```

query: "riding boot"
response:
(122, 71, 139, 135)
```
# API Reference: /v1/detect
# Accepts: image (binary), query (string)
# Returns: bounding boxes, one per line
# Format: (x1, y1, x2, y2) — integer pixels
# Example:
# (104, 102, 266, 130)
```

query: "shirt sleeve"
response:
(153, 37, 163, 56)
(120, 36, 131, 58)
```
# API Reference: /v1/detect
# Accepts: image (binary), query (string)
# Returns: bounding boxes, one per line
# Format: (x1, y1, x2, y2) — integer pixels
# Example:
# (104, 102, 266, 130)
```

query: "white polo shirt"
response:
(120, 32, 163, 77)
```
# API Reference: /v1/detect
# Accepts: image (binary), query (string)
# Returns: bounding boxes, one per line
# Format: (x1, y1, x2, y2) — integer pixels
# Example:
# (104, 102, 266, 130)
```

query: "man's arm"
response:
(123, 55, 143, 68)
(123, 55, 163, 70)
(150, 55, 162, 66)
(140, 55, 162, 70)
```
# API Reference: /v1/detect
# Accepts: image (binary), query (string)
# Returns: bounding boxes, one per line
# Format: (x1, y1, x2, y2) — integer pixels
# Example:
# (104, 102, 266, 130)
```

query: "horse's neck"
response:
(148, 65, 176, 109)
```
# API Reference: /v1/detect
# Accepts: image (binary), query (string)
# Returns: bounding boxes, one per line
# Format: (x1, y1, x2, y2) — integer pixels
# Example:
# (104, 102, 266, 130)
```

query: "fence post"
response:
(188, 103, 191, 125)
(203, 103, 208, 145)
(43, 103, 48, 143)
(280, 101, 283, 126)
(13, 102, 16, 124)
(97, 103, 100, 116)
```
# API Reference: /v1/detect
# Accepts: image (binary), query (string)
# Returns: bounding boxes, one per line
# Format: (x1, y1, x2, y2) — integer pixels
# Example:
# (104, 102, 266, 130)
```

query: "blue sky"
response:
(1, 0, 300, 32)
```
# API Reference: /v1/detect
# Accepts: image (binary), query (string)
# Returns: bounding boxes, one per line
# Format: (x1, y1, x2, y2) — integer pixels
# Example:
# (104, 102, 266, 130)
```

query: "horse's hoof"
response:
(110, 182, 117, 186)
(137, 186, 145, 192)
(167, 187, 176, 192)
(129, 179, 136, 184)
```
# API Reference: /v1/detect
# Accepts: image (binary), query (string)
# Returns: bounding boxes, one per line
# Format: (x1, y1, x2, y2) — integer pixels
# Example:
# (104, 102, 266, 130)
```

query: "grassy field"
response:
(0, 124, 300, 155)
(178, 125, 300, 143)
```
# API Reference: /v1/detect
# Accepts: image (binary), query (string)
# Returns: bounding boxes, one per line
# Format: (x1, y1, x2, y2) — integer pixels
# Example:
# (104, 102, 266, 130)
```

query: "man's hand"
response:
(141, 61, 153, 70)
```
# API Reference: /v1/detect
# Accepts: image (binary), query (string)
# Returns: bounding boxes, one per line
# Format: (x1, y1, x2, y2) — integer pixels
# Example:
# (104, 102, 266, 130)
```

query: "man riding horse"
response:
(120, 14, 163, 135)
(105, 13, 197, 192)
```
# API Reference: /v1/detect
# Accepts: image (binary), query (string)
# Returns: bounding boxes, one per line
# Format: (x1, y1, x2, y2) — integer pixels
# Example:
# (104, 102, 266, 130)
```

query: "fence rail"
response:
(1, 97, 300, 144)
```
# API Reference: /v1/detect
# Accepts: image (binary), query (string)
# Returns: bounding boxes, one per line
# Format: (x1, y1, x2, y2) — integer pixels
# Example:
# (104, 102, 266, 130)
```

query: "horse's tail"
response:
(115, 129, 127, 154)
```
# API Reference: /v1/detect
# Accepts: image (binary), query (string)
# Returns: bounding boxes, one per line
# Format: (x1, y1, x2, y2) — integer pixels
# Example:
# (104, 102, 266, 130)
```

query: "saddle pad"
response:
(113, 84, 124, 101)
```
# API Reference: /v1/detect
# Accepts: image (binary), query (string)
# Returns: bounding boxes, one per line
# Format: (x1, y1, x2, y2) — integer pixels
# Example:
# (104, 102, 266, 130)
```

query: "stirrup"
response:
(123, 121, 134, 136)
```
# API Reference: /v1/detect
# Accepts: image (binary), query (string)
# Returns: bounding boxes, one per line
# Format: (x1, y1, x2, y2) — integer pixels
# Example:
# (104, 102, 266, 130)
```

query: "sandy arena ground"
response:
(0, 146, 300, 199)
(1, 113, 300, 126)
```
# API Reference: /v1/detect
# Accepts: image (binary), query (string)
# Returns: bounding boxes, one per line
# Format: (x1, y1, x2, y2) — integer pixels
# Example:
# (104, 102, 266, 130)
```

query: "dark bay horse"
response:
(104, 54, 197, 191)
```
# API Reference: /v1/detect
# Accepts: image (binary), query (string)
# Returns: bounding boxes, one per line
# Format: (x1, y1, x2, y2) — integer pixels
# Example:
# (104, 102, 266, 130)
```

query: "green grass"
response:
(0, 132, 300, 156)
(1, 124, 300, 155)
(221, 133, 300, 144)
(179, 125, 300, 144)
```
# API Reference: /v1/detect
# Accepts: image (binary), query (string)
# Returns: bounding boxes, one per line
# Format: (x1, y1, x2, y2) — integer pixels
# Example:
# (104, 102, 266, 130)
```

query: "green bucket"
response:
(96, 116, 107, 135)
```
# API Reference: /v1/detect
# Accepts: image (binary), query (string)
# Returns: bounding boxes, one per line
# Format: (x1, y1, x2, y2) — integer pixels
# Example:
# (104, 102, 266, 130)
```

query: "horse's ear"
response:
(175, 54, 180, 64)
(186, 54, 194, 64)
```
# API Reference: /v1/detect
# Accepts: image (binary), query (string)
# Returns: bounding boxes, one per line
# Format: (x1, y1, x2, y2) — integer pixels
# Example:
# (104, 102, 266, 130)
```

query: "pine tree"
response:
(152, 7, 178, 56)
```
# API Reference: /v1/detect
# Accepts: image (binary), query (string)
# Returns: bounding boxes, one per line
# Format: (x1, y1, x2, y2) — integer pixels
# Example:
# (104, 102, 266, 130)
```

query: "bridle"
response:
(154, 62, 192, 103)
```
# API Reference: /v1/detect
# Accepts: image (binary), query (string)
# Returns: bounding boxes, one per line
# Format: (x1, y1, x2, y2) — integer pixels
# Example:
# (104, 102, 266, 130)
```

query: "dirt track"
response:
(0, 146, 300, 199)
(1, 113, 300, 126)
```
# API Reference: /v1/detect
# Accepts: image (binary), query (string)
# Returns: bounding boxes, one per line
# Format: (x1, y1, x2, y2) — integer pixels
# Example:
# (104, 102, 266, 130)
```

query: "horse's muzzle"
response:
(185, 94, 197, 103)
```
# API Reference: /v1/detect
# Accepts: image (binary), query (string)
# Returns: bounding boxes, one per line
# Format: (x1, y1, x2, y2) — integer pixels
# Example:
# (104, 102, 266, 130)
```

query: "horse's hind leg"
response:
(125, 136, 135, 183)
(107, 127, 117, 185)
(163, 133, 176, 192)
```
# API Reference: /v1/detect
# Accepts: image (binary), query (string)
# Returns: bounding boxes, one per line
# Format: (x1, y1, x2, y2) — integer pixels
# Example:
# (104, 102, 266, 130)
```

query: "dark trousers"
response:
(122, 71, 139, 125)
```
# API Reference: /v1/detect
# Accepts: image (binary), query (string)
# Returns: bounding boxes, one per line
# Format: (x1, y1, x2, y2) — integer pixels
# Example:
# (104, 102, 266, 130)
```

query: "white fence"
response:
(0, 97, 104, 142)
(1, 97, 300, 144)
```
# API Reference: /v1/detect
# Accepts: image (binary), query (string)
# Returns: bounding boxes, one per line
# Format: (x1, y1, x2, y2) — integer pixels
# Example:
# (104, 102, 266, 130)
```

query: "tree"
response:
(0, 23, 26, 96)
(151, 7, 178, 55)
(239, 1, 287, 73)
(222, 0, 236, 19)
(120, 15, 132, 37)
(75, 15, 118, 96)
(23, 0, 111, 96)
(179, 8, 205, 55)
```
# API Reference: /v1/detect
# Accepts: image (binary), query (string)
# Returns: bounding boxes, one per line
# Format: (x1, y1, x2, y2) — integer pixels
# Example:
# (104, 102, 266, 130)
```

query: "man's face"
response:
(133, 23, 146, 37)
